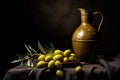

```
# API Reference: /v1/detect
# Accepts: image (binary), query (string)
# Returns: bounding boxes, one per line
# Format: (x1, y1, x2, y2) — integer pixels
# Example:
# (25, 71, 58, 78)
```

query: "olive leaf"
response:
(43, 43, 55, 54)
(43, 44, 51, 53)
(29, 45, 38, 54)
(20, 60, 24, 66)
(11, 53, 28, 63)
(28, 66, 37, 76)
(38, 40, 46, 54)
(27, 59, 34, 67)
(11, 59, 24, 63)
(49, 43, 55, 53)
(16, 53, 29, 59)
(50, 43, 55, 50)
(24, 44, 32, 54)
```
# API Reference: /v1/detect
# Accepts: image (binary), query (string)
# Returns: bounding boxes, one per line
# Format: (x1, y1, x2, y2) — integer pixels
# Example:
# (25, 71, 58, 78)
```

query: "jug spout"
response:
(78, 8, 89, 15)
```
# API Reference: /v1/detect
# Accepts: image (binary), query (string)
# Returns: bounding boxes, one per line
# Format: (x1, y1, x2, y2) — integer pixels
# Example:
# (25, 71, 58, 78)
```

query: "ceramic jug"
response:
(72, 8, 103, 63)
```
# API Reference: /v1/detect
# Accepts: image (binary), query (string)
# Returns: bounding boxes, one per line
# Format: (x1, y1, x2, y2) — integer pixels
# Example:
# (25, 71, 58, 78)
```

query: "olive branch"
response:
(11, 40, 55, 67)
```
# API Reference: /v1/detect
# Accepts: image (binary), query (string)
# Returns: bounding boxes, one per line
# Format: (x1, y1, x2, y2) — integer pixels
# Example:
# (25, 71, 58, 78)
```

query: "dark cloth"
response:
(3, 54, 120, 80)
(99, 54, 120, 80)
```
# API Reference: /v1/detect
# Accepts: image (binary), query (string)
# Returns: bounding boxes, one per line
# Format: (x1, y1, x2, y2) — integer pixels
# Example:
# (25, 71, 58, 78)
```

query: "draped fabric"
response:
(3, 54, 120, 80)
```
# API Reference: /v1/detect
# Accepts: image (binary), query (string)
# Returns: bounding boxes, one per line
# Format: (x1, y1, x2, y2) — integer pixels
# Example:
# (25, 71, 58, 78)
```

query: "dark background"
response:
(2, 0, 120, 79)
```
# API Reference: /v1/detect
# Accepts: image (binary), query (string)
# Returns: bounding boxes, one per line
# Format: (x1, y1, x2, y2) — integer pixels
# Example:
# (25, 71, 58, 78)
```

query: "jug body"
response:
(72, 8, 103, 63)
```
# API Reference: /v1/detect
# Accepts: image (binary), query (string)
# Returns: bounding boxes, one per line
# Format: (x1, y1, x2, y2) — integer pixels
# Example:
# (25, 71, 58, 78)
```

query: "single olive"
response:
(36, 61, 46, 67)
(45, 55, 53, 62)
(38, 54, 46, 61)
(63, 57, 68, 62)
(48, 60, 55, 69)
(56, 70, 64, 78)
(54, 50, 63, 55)
(53, 54, 63, 61)
(55, 60, 62, 69)
(75, 66, 82, 73)
(70, 53, 75, 57)
(63, 49, 71, 57)
(68, 56, 76, 61)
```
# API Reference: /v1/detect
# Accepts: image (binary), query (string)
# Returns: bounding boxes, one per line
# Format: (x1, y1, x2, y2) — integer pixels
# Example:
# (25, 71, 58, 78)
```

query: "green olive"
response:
(63, 57, 68, 62)
(63, 49, 71, 57)
(38, 54, 46, 61)
(53, 54, 63, 61)
(48, 60, 55, 69)
(56, 70, 64, 78)
(68, 56, 75, 61)
(36, 61, 46, 67)
(55, 60, 62, 69)
(75, 66, 82, 73)
(54, 50, 63, 55)
(70, 53, 75, 57)
(45, 55, 53, 62)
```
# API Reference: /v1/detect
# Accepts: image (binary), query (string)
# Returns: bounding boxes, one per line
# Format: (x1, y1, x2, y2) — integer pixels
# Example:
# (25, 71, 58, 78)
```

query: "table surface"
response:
(3, 55, 120, 80)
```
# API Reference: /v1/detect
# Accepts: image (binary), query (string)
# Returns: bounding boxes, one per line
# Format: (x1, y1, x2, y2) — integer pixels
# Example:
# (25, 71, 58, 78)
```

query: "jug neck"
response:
(78, 8, 89, 24)
(81, 13, 88, 24)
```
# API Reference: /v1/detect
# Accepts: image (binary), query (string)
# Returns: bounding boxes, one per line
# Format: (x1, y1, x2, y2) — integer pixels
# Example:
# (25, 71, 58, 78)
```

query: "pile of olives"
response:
(36, 49, 82, 78)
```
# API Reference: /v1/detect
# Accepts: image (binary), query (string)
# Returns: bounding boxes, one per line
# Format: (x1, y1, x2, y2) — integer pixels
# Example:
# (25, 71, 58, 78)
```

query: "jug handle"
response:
(93, 12, 104, 32)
